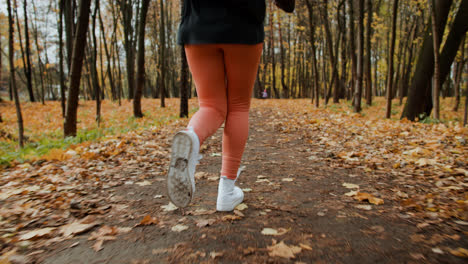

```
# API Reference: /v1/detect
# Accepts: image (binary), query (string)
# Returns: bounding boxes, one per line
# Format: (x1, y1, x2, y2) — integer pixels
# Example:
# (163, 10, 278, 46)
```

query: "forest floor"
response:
(0, 99, 467, 263)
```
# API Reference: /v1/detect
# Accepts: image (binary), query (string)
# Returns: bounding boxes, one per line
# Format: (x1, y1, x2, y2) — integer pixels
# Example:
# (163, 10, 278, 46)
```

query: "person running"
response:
(166, 0, 265, 212)
(262, 89, 268, 99)
(167, 0, 294, 211)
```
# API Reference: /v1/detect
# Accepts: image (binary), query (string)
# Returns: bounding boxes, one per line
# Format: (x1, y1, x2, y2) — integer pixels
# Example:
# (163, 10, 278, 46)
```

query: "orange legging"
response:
(185, 43, 263, 180)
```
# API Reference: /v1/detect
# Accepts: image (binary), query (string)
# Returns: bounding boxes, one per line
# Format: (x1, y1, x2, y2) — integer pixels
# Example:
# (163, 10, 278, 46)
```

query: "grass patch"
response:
(0, 99, 199, 168)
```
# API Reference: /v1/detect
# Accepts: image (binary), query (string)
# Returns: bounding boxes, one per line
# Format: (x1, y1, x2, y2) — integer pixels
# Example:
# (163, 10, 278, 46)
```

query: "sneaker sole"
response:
(167, 132, 194, 208)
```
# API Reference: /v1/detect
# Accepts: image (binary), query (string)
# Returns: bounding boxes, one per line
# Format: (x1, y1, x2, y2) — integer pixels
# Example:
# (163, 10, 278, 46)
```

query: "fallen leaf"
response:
(138, 215, 158, 226)
(152, 248, 169, 255)
(233, 210, 245, 217)
(450, 248, 468, 258)
(242, 188, 252, 192)
(235, 203, 248, 211)
(282, 178, 294, 182)
(222, 215, 242, 221)
(256, 179, 270, 183)
(171, 225, 189, 232)
(410, 234, 425, 243)
(354, 192, 384, 205)
(342, 183, 359, 189)
(410, 253, 425, 260)
(189, 208, 216, 216)
(135, 180, 152, 186)
(344, 190, 358, 197)
(355, 205, 372, 210)
(19, 228, 55, 241)
(210, 251, 223, 259)
(454, 220, 468, 226)
(92, 240, 104, 252)
(59, 221, 98, 237)
(195, 219, 216, 228)
(299, 243, 312, 251)
(432, 248, 444, 254)
(161, 203, 178, 212)
(261, 228, 289, 236)
(88, 226, 128, 241)
(415, 158, 437, 167)
(267, 241, 302, 259)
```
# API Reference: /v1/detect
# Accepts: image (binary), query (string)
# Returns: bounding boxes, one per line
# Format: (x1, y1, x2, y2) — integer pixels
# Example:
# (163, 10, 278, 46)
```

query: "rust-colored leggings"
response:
(185, 43, 263, 179)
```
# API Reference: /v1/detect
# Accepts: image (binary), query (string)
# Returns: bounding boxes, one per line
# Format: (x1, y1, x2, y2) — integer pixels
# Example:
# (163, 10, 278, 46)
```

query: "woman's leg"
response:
(184, 44, 228, 145)
(221, 43, 263, 179)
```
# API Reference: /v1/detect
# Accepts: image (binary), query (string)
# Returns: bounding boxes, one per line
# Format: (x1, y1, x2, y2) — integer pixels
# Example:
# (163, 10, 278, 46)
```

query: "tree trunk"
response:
(64, 0, 92, 137)
(453, 36, 466, 112)
(365, 0, 373, 106)
(98, 6, 117, 101)
(91, 0, 101, 125)
(31, 1, 45, 104)
(14, 2, 34, 103)
(59, 0, 67, 117)
(401, 0, 454, 120)
(23, 0, 35, 102)
(277, 18, 289, 98)
(386, 0, 399, 118)
(64, 0, 76, 68)
(180, 0, 189, 118)
(8, 0, 24, 147)
(348, 0, 357, 102)
(464, 72, 468, 126)
(321, 0, 339, 104)
(306, 0, 320, 107)
(429, 0, 441, 120)
(120, 0, 136, 100)
(133, 0, 151, 118)
(180, 45, 189, 118)
(159, 0, 166, 107)
(353, 0, 364, 113)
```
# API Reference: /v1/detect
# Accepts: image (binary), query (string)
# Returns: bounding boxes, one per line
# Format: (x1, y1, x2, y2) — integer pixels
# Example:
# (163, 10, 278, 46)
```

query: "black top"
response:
(177, 0, 266, 45)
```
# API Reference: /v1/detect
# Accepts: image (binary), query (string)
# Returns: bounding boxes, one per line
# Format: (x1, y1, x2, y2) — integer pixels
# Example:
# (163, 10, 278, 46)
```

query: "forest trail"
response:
(2, 102, 467, 263)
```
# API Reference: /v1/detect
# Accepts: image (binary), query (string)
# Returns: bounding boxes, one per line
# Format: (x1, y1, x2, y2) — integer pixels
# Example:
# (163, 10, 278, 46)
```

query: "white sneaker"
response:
(216, 176, 244, 212)
(167, 127, 200, 208)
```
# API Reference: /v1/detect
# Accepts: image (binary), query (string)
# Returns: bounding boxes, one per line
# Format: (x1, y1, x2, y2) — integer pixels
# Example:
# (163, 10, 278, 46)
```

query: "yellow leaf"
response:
(450, 248, 468, 258)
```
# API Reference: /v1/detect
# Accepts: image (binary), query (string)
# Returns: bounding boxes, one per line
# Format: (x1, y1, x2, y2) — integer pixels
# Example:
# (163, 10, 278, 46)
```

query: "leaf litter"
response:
(0, 99, 467, 262)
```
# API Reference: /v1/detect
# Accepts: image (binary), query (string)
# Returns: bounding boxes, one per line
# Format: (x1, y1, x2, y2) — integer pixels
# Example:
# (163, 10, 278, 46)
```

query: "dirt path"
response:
(10, 104, 467, 263)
